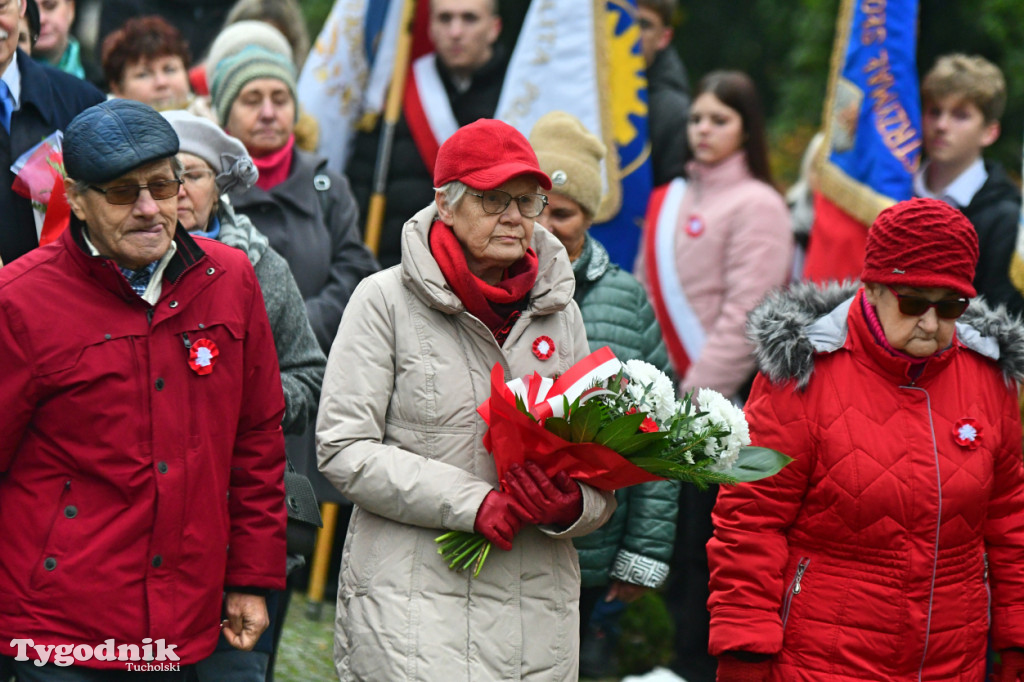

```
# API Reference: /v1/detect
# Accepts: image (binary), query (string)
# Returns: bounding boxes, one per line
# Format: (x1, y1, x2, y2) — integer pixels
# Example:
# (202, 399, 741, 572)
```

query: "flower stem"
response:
(448, 537, 485, 569)
(473, 542, 492, 577)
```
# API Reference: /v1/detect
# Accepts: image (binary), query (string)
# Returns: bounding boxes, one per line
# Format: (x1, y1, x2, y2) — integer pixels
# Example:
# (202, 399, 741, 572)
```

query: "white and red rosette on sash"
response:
(643, 178, 706, 379)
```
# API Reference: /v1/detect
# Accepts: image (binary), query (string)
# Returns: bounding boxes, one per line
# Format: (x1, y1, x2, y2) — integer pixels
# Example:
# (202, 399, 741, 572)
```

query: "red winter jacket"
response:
(0, 224, 287, 667)
(708, 285, 1024, 681)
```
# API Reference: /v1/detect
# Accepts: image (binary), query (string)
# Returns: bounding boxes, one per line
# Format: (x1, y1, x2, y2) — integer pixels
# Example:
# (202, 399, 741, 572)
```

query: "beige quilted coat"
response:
(317, 204, 617, 681)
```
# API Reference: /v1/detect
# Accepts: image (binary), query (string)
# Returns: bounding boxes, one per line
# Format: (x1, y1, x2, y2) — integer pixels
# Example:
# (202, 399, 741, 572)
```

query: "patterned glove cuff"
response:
(610, 550, 670, 588)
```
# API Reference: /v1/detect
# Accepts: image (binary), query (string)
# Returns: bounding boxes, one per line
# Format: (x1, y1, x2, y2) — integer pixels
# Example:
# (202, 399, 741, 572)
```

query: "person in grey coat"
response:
(162, 109, 325, 682)
(162, 110, 325, 436)
(208, 30, 379, 509)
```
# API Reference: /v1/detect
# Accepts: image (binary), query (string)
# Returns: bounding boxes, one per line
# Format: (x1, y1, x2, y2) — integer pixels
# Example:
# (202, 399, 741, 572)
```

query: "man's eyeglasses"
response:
(466, 190, 548, 218)
(886, 285, 969, 319)
(88, 179, 183, 205)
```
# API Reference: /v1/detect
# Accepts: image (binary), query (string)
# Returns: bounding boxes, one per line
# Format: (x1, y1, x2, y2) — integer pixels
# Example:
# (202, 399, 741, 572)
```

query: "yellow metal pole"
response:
(305, 502, 339, 620)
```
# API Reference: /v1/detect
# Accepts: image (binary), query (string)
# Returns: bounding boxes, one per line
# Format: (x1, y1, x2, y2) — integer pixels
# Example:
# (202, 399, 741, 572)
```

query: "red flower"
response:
(532, 335, 555, 360)
(627, 407, 659, 433)
(188, 339, 219, 375)
(639, 417, 659, 433)
(953, 418, 981, 450)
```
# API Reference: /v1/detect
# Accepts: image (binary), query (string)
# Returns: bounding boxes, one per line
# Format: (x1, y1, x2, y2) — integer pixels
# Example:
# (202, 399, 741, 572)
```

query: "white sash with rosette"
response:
(643, 178, 706, 378)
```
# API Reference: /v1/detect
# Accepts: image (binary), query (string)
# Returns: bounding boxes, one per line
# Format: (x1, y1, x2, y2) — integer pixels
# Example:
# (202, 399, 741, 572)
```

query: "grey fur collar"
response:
(748, 281, 1024, 388)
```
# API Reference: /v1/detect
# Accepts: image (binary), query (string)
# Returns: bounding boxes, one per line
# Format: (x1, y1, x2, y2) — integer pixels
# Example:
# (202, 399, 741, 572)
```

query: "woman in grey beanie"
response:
(161, 108, 326, 681)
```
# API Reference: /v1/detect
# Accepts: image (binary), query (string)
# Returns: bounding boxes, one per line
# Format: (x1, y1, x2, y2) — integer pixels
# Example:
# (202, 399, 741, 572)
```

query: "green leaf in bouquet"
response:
(629, 457, 738, 489)
(725, 446, 794, 482)
(593, 412, 648, 450)
(569, 401, 605, 443)
(513, 393, 536, 422)
(544, 417, 572, 441)
(617, 430, 670, 457)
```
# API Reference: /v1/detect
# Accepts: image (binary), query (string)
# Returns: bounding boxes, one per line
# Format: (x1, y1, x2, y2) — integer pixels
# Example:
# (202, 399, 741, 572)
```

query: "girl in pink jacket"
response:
(640, 70, 792, 401)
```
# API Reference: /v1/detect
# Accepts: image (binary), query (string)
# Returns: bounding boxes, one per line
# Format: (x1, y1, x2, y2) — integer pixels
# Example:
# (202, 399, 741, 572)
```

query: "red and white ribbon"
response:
(505, 346, 621, 421)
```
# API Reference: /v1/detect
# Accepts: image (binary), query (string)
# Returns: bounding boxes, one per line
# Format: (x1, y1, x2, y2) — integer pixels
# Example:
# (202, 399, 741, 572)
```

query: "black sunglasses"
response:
(886, 285, 969, 319)
(88, 179, 183, 205)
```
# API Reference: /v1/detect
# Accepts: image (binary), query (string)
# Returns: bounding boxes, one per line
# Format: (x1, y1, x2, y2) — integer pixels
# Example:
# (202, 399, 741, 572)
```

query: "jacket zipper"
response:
(901, 385, 940, 682)
(984, 552, 991, 628)
(780, 557, 810, 629)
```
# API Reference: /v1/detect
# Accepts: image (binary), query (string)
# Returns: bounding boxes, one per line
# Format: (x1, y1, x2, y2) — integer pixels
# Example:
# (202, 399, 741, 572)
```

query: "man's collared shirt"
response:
(82, 228, 178, 305)
(914, 158, 987, 209)
(1, 51, 21, 112)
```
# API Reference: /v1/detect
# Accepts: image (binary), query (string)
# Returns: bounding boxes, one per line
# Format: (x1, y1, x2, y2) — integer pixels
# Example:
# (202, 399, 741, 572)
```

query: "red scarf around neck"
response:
(429, 220, 538, 343)
(252, 134, 296, 191)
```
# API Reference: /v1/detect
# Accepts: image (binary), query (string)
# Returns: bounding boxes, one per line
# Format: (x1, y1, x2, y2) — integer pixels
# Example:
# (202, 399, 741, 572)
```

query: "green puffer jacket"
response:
(571, 235, 681, 588)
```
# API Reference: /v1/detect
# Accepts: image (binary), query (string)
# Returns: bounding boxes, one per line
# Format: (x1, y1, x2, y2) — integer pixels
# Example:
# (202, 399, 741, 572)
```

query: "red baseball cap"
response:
(433, 119, 552, 191)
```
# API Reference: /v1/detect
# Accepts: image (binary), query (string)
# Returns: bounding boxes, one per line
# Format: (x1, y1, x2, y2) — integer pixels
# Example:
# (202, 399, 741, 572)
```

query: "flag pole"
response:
(363, 0, 417, 257)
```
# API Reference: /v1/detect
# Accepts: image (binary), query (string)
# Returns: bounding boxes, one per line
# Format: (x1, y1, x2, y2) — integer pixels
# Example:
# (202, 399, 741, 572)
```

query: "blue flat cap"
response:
(64, 100, 180, 184)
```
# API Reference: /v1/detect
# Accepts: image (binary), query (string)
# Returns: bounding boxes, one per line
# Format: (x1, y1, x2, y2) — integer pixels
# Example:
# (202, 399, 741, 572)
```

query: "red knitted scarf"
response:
(252, 134, 295, 191)
(429, 220, 538, 344)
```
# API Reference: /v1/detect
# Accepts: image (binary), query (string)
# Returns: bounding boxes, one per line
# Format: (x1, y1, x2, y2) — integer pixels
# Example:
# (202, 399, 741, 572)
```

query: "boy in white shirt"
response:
(916, 53, 1022, 314)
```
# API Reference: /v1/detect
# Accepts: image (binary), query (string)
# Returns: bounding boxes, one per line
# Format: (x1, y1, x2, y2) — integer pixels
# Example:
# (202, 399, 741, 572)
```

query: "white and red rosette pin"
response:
(953, 418, 981, 450)
(532, 335, 555, 360)
(188, 338, 219, 375)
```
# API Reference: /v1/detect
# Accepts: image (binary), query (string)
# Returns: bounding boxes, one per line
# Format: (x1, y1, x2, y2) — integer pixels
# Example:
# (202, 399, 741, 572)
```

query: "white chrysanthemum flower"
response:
(696, 389, 751, 472)
(623, 360, 677, 422)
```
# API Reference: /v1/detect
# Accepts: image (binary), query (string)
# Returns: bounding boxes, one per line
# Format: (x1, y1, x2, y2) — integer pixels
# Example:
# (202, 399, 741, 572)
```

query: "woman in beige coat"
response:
(317, 119, 616, 681)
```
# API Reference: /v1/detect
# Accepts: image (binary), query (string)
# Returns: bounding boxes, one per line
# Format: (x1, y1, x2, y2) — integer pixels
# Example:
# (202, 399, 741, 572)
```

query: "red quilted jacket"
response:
(708, 286, 1024, 681)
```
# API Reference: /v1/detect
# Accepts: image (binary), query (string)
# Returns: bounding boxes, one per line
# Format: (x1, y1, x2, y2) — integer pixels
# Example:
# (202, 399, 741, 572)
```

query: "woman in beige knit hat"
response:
(530, 110, 680, 679)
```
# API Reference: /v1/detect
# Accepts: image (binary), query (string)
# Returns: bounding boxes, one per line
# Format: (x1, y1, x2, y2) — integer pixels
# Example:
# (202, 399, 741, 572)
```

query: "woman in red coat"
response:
(708, 198, 1024, 681)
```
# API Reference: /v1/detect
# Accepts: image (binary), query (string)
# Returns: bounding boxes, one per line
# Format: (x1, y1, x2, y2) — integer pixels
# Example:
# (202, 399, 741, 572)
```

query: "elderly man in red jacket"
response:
(0, 99, 286, 681)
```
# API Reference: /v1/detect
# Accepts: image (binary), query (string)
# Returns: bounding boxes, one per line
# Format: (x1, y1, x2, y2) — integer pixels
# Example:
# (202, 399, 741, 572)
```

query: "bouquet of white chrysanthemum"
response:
(436, 348, 791, 576)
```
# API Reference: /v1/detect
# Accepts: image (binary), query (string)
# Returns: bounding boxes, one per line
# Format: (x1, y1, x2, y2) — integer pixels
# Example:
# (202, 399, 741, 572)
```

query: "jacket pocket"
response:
(340, 508, 387, 597)
(780, 556, 810, 630)
(29, 478, 76, 591)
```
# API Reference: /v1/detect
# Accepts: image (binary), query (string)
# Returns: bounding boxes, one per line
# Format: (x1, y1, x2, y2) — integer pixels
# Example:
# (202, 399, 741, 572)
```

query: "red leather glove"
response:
(716, 652, 772, 682)
(993, 649, 1024, 682)
(503, 461, 582, 527)
(473, 491, 529, 551)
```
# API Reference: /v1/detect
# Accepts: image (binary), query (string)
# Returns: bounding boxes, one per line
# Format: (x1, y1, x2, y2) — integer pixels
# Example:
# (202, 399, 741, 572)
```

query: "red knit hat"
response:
(433, 119, 552, 191)
(860, 197, 979, 297)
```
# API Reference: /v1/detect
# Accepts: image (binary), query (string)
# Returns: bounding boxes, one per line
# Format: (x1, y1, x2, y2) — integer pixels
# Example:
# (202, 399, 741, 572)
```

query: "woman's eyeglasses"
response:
(886, 285, 969, 319)
(466, 190, 549, 218)
(181, 169, 216, 186)
(88, 179, 183, 205)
